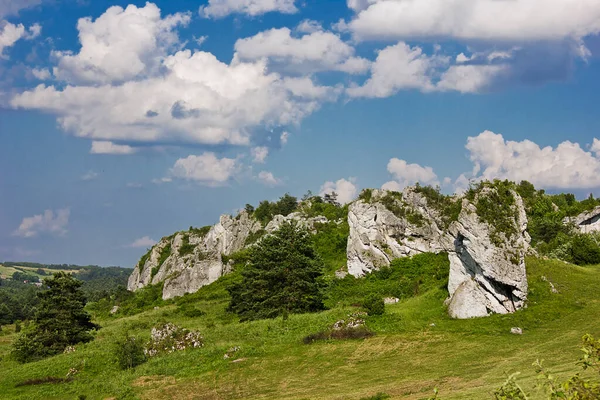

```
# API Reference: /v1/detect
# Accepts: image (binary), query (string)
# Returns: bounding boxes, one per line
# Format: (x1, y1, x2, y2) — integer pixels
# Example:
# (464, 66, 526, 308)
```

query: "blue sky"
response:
(2, 0, 600, 267)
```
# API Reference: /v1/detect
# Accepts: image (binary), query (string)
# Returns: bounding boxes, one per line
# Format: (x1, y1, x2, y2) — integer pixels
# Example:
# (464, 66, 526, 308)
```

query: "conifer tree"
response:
(228, 222, 324, 321)
(12, 272, 98, 362)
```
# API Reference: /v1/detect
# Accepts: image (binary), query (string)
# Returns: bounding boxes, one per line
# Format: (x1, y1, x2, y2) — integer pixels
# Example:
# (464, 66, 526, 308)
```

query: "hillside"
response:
(2, 181, 600, 399)
(1, 256, 599, 399)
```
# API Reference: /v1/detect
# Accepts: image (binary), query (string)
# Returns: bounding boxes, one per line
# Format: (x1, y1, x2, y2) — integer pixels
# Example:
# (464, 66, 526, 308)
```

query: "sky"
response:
(1, 0, 600, 267)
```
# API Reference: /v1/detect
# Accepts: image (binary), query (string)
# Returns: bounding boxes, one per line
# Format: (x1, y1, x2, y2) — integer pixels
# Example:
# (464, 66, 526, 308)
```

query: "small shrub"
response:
(15, 321, 21, 333)
(113, 335, 147, 370)
(178, 234, 195, 257)
(303, 312, 373, 344)
(363, 294, 385, 316)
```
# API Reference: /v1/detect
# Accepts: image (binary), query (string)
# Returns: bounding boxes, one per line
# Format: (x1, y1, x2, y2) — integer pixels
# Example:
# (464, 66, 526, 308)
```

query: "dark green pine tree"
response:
(12, 272, 98, 362)
(228, 221, 325, 321)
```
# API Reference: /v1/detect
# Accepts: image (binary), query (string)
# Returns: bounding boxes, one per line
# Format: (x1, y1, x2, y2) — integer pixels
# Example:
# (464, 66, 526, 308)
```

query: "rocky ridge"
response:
(129, 183, 530, 318)
(127, 210, 330, 299)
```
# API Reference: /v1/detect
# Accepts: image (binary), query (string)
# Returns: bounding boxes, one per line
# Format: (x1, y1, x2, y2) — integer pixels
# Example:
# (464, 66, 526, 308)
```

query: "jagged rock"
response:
(510, 327, 523, 335)
(110, 305, 119, 314)
(383, 297, 399, 304)
(447, 189, 529, 318)
(346, 185, 530, 319)
(346, 189, 452, 276)
(565, 205, 600, 233)
(128, 210, 262, 300)
(265, 212, 328, 233)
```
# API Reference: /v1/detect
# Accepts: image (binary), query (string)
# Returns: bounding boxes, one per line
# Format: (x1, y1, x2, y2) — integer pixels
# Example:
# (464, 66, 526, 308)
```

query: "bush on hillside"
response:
(363, 294, 385, 316)
(113, 335, 146, 370)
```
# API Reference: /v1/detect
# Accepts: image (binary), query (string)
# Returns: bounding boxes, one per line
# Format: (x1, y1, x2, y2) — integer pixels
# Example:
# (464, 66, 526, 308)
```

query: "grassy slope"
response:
(1, 257, 600, 400)
(0, 264, 81, 280)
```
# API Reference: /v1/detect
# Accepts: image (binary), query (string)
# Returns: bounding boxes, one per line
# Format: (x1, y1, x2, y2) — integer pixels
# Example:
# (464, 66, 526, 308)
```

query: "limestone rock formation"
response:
(127, 210, 262, 299)
(346, 185, 530, 319)
(127, 209, 329, 300)
(346, 189, 452, 276)
(566, 205, 600, 233)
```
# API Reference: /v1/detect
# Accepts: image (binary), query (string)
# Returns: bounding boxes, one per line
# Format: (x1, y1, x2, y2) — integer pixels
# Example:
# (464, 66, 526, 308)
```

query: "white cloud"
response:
(346, 0, 600, 42)
(126, 182, 143, 188)
(296, 19, 322, 34)
(251, 146, 268, 163)
(0, 21, 40, 58)
(81, 170, 99, 181)
(319, 177, 358, 204)
(128, 236, 156, 248)
(90, 141, 137, 155)
(347, 42, 441, 98)
(13, 208, 70, 238)
(257, 170, 281, 186)
(31, 67, 50, 80)
(280, 131, 289, 145)
(234, 27, 370, 74)
(382, 158, 439, 191)
(465, 130, 600, 189)
(194, 35, 208, 46)
(437, 64, 508, 94)
(52, 3, 190, 84)
(0, 0, 42, 18)
(11, 4, 336, 151)
(170, 152, 237, 186)
(200, 0, 297, 18)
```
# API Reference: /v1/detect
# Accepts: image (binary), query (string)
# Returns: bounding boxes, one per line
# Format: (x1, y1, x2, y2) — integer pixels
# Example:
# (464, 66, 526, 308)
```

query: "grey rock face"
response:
(346, 189, 452, 276)
(265, 212, 328, 233)
(127, 210, 262, 300)
(566, 205, 600, 233)
(346, 186, 530, 319)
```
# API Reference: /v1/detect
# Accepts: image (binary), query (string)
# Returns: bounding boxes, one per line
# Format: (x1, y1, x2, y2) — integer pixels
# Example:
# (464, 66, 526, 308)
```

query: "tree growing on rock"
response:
(228, 222, 325, 321)
(12, 272, 98, 362)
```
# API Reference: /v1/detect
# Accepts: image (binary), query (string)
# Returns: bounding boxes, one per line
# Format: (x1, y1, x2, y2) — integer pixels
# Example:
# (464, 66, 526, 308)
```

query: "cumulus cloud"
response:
(0, 21, 40, 58)
(200, 0, 297, 18)
(296, 19, 322, 34)
(465, 130, 600, 189)
(257, 170, 281, 186)
(347, 42, 441, 97)
(31, 67, 50, 80)
(13, 208, 70, 238)
(128, 236, 156, 248)
(319, 177, 358, 204)
(52, 3, 190, 84)
(170, 152, 238, 186)
(90, 141, 137, 155)
(345, 0, 600, 42)
(251, 146, 268, 163)
(11, 4, 336, 152)
(382, 158, 439, 191)
(234, 27, 370, 74)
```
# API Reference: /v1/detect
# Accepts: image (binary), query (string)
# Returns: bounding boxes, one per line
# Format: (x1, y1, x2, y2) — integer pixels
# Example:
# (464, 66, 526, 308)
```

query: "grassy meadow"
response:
(1, 256, 599, 399)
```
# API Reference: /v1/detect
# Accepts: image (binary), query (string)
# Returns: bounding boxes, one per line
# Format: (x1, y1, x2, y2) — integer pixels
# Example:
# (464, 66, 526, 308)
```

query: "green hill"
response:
(1, 255, 599, 399)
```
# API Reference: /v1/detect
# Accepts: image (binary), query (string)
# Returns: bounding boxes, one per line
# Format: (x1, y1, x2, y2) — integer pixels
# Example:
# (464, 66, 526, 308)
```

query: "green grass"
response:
(0, 264, 80, 280)
(1, 257, 600, 399)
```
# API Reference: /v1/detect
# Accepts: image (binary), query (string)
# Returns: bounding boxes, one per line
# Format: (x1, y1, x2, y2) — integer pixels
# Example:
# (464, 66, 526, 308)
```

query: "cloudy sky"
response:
(2, 0, 600, 267)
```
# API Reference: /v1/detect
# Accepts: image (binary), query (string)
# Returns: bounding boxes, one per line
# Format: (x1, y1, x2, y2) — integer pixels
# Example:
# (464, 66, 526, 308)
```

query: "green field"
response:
(0, 264, 81, 280)
(1, 256, 599, 400)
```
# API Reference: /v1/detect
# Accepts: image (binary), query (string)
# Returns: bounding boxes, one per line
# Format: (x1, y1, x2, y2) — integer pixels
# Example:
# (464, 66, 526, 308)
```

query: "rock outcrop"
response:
(565, 206, 600, 233)
(129, 183, 531, 319)
(128, 211, 262, 299)
(346, 185, 530, 319)
(128, 210, 329, 300)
